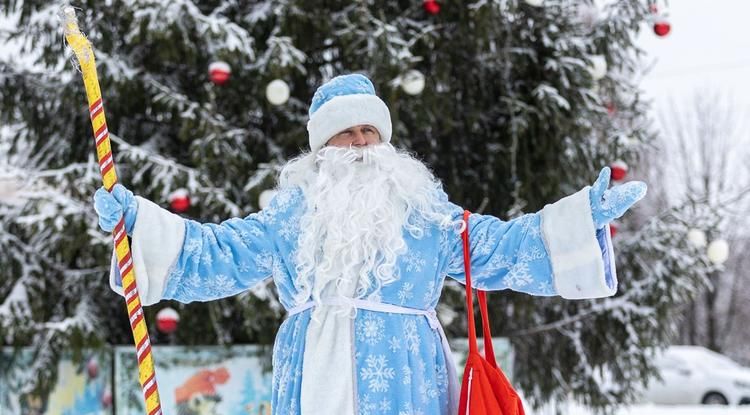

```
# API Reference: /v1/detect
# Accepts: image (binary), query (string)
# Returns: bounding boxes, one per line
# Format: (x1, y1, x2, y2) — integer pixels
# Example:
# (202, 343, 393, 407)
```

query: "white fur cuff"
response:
(540, 187, 618, 299)
(306, 94, 392, 152)
(109, 196, 186, 305)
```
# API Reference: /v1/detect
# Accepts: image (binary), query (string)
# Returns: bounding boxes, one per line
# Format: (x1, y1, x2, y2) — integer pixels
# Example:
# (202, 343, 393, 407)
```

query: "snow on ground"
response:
(612, 405, 750, 415)
(531, 403, 750, 415)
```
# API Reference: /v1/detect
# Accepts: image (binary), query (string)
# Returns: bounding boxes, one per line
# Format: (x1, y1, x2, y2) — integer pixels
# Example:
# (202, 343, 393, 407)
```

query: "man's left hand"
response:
(589, 167, 647, 229)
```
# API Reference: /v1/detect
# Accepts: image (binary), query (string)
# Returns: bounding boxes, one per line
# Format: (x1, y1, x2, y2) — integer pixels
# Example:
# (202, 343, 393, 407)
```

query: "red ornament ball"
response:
(609, 222, 619, 238)
(86, 357, 99, 378)
(423, 0, 441, 15)
(653, 20, 671, 37)
(169, 188, 190, 213)
(610, 160, 628, 181)
(208, 61, 231, 86)
(156, 307, 180, 334)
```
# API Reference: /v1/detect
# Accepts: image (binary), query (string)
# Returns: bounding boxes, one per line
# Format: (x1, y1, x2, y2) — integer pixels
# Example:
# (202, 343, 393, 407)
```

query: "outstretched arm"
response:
(444, 168, 646, 299)
(98, 186, 301, 305)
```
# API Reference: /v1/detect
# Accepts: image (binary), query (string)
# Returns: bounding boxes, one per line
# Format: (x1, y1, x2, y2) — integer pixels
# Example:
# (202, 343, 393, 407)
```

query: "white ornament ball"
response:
(259, 189, 278, 210)
(687, 229, 707, 248)
(706, 239, 729, 265)
(524, 0, 544, 6)
(401, 70, 426, 96)
(588, 55, 607, 81)
(266, 79, 290, 105)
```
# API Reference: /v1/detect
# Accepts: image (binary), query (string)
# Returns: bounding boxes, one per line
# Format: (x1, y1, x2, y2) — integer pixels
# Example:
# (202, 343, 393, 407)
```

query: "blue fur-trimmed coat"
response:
(110, 185, 615, 415)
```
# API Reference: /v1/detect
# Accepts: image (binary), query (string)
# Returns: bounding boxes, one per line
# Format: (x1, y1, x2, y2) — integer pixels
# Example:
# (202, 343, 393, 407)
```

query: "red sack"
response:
(458, 210, 526, 415)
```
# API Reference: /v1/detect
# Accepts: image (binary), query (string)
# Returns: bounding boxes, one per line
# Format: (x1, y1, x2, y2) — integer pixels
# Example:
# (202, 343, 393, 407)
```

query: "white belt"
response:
(287, 298, 460, 415)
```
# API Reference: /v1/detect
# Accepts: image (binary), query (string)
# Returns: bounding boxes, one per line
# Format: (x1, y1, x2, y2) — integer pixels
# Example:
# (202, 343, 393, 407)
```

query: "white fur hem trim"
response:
(108, 196, 185, 306)
(306, 94, 392, 152)
(541, 187, 617, 299)
(300, 307, 357, 415)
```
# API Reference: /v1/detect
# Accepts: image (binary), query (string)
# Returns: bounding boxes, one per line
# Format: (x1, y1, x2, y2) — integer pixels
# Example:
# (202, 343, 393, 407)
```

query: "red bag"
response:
(458, 210, 526, 415)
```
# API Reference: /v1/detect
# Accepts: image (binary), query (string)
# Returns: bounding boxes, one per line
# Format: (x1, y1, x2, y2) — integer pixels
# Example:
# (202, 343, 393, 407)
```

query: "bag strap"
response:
(461, 210, 479, 355)
(462, 210, 499, 368)
(478, 291, 499, 369)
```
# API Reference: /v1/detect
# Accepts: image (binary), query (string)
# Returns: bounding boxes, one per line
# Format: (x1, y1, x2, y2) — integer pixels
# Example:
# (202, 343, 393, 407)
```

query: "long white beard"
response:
(278, 143, 455, 308)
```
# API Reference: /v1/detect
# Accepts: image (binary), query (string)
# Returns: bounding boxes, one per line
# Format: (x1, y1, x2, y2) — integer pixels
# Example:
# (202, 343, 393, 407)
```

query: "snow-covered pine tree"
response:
(0, 0, 712, 410)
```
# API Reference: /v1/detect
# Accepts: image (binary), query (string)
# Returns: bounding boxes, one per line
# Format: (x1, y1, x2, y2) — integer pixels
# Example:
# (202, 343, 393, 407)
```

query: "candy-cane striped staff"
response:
(60, 6, 162, 414)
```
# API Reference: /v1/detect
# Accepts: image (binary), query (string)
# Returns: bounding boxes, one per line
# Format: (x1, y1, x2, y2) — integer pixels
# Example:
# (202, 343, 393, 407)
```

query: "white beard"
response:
(278, 143, 456, 308)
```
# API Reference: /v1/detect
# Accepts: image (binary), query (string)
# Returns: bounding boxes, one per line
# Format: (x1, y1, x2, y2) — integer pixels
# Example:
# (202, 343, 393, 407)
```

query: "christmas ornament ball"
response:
(401, 70, 426, 96)
(266, 79, 290, 105)
(423, 0, 441, 15)
(156, 307, 180, 334)
(169, 188, 190, 213)
(707, 239, 730, 265)
(208, 61, 231, 86)
(610, 160, 628, 181)
(653, 20, 671, 37)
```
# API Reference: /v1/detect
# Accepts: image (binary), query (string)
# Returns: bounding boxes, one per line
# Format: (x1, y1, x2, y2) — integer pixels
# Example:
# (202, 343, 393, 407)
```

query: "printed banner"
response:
(114, 345, 273, 415)
(0, 348, 113, 415)
(1, 340, 511, 414)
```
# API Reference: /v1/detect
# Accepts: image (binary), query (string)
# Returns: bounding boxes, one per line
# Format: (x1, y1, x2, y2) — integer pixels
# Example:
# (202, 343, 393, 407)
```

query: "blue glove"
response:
(93, 184, 138, 235)
(589, 167, 647, 229)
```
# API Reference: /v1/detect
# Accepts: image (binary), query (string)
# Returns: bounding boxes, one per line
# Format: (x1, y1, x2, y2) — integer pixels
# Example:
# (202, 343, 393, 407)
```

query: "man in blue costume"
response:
(94, 74, 646, 415)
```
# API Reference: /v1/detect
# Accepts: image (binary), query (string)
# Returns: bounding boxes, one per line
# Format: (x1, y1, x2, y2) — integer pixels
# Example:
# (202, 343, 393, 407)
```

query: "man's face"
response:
(326, 124, 381, 147)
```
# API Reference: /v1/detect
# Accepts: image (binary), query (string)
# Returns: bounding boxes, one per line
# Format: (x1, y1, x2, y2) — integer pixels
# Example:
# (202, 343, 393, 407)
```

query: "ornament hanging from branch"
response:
(169, 188, 190, 213)
(156, 307, 180, 334)
(610, 160, 628, 181)
(423, 0, 441, 15)
(653, 18, 671, 37)
(524, 0, 544, 6)
(266, 79, 290, 105)
(208, 61, 231, 86)
(401, 70, 426, 95)
(649, 4, 672, 37)
(707, 239, 729, 265)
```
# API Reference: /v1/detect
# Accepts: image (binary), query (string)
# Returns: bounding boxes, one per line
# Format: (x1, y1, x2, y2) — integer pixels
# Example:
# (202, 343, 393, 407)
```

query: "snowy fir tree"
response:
(0, 0, 716, 410)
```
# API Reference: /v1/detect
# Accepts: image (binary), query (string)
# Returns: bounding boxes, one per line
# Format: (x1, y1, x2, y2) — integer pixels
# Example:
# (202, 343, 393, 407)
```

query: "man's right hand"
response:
(93, 184, 138, 235)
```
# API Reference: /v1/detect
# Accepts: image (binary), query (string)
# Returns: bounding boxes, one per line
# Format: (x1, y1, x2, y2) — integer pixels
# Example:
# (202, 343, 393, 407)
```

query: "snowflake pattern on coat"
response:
(162, 186, 568, 414)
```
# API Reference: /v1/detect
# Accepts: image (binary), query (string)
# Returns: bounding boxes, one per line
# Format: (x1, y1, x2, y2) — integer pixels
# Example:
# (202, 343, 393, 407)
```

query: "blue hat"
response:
(307, 74, 392, 152)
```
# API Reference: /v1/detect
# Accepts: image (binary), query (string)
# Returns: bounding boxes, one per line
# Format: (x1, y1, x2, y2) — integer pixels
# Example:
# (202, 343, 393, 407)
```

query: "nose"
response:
(351, 130, 367, 146)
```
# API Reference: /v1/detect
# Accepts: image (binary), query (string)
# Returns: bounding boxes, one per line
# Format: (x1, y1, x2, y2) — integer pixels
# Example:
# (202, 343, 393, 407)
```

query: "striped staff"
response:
(60, 6, 162, 415)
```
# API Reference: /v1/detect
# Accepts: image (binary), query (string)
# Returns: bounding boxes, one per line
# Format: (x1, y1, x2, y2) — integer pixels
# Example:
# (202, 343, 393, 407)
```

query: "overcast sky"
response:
(633, 0, 750, 215)
(637, 0, 750, 122)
